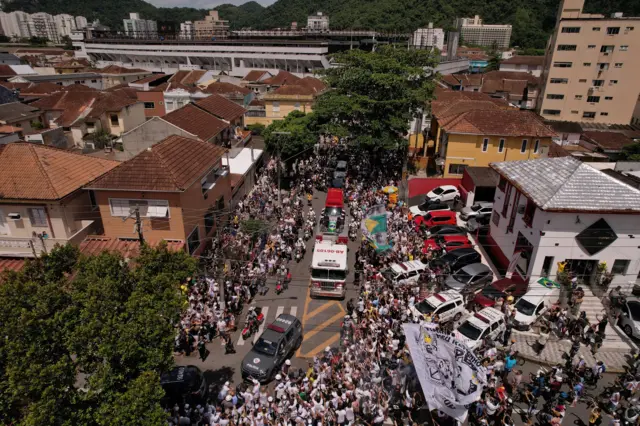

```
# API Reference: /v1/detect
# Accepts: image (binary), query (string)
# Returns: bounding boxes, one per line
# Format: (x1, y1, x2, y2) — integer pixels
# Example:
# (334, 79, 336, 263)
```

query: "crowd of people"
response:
(167, 143, 635, 426)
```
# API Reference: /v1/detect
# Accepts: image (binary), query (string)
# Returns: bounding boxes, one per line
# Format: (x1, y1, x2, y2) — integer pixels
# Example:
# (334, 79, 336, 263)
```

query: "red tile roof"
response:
(169, 70, 189, 83)
(500, 56, 545, 66)
(21, 82, 65, 95)
(242, 70, 271, 82)
(181, 70, 207, 86)
(0, 257, 26, 274)
(80, 237, 184, 257)
(0, 143, 119, 201)
(87, 135, 227, 192)
(263, 70, 301, 86)
(582, 131, 635, 151)
(298, 77, 326, 93)
(204, 81, 251, 96)
(163, 104, 229, 141)
(442, 109, 556, 137)
(53, 58, 91, 69)
(131, 73, 169, 85)
(195, 94, 247, 122)
(0, 65, 17, 76)
(483, 71, 538, 84)
(0, 82, 33, 91)
(434, 100, 503, 124)
(99, 65, 149, 75)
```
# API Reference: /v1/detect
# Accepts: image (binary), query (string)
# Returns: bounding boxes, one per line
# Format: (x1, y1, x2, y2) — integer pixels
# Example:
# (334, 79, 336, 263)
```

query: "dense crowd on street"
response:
(167, 143, 639, 426)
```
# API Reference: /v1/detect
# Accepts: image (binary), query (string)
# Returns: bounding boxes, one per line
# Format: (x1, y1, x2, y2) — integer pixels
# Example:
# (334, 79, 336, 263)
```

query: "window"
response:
(612, 259, 630, 275)
(482, 138, 489, 152)
(600, 112, 609, 116)
(534, 139, 540, 154)
(610, 80, 618, 85)
(27, 207, 47, 227)
(204, 212, 215, 235)
(143, 102, 155, 109)
(582, 111, 596, 118)
(216, 195, 225, 211)
(606, 27, 620, 35)
(553, 62, 573, 68)
(109, 199, 169, 218)
(579, 79, 587, 83)
(625, 26, 634, 31)
(583, 62, 591, 66)
(605, 96, 613, 100)
(546, 94, 564, 100)
(571, 110, 579, 114)
(614, 63, 623, 68)
(498, 177, 506, 191)
(492, 210, 500, 226)
(592, 80, 604, 87)
(91, 79, 97, 83)
(520, 139, 528, 153)
(557, 44, 577, 51)
(294, 102, 301, 111)
(151, 217, 170, 230)
(592, 27, 601, 31)
(600, 45, 614, 53)
(598, 63, 609, 70)
(620, 45, 628, 51)
(272, 101, 280, 112)
(498, 139, 505, 153)
(575, 95, 583, 100)
(587, 96, 600, 103)
(86, 121, 94, 129)
(448, 163, 466, 175)
(110, 114, 118, 126)
(550, 78, 569, 84)
(542, 109, 561, 116)
(89, 190, 98, 211)
(187, 226, 201, 254)
(562, 27, 581, 33)
(541, 256, 554, 278)
(588, 45, 596, 49)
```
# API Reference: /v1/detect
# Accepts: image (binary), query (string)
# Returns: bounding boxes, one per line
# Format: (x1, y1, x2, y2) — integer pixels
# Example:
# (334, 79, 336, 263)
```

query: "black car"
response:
(430, 247, 482, 271)
(331, 177, 345, 189)
(425, 225, 467, 237)
(160, 365, 208, 406)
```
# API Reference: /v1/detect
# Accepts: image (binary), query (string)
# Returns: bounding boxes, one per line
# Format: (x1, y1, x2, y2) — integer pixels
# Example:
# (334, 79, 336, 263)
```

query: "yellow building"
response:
(437, 108, 556, 177)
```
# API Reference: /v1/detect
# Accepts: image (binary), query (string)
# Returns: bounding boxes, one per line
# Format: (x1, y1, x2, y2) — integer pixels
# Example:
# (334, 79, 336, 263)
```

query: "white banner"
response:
(403, 324, 487, 422)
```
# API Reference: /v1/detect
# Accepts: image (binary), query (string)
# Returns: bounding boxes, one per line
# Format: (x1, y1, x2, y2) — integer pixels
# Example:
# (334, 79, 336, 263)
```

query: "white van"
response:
(410, 290, 467, 323)
(513, 285, 560, 331)
(455, 307, 506, 350)
(382, 261, 428, 286)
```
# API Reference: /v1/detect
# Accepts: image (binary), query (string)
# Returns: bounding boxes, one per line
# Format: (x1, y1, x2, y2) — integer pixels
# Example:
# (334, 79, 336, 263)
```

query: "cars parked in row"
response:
(409, 200, 451, 217)
(455, 307, 506, 350)
(472, 278, 527, 309)
(414, 210, 457, 228)
(410, 290, 466, 323)
(444, 263, 493, 292)
(430, 247, 482, 271)
(460, 202, 494, 221)
(423, 235, 473, 253)
(425, 185, 460, 204)
(425, 225, 467, 238)
(619, 297, 640, 338)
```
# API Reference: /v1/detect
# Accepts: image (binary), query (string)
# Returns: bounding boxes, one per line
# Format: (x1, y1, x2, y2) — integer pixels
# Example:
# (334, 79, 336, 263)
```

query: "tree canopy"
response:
(0, 243, 196, 425)
(620, 142, 640, 161)
(263, 110, 317, 159)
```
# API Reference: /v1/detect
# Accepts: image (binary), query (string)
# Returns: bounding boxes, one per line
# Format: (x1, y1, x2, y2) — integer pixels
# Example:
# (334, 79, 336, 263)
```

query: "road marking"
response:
(290, 306, 298, 317)
(299, 311, 345, 343)
(249, 306, 269, 346)
(299, 333, 341, 358)
(302, 301, 335, 322)
(275, 306, 284, 319)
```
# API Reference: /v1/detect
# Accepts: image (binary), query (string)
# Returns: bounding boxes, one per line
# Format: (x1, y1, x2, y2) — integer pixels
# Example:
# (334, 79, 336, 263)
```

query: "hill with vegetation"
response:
(2, 0, 639, 48)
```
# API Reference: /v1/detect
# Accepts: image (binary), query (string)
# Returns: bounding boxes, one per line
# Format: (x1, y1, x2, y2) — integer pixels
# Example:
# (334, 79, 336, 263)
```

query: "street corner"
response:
(296, 288, 346, 358)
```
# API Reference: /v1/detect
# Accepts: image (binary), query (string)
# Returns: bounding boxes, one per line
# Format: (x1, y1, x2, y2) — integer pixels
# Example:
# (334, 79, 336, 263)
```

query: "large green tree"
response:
(313, 45, 437, 149)
(263, 110, 317, 158)
(620, 141, 640, 161)
(0, 243, 196, 425)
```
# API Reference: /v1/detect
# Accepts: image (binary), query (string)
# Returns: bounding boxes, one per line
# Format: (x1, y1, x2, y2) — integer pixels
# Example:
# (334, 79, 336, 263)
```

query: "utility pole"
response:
(272, 131, 291, 206)
(123, 207, 144, 245)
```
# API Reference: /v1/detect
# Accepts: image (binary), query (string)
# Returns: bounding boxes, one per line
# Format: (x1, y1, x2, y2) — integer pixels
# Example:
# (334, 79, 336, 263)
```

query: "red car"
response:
(472, 278, 528, 308)
(414, 210, 457, 229)
(423, 235, 473, 253)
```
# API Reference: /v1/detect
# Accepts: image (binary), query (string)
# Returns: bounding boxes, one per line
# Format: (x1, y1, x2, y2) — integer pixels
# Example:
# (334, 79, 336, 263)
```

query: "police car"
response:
(241, 314, 303, 382)
(454, 307, 506, 350)
(409, 290, 467, 323)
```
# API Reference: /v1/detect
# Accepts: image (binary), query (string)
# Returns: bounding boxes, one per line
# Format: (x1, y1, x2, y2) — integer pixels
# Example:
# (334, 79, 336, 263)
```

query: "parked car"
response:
(472, 278, 528, 308)
(409, 290, 467, 323)
(423, 235, 473, 253)
(414, 210, 457, 228)
(160, 365, 208, 406)
(425, 225, 467, 238)
(513, 285, 560, 331)
(382, 260, 428, 286)
(619, 297, 640, 338)
(333, 160, 348, 180)
(460, 202, 494, 221)
(466, 215, 491, 233)
(430, 248, 482, 272)
(455, 308, 506, 350)
(426, 185, 460, 203)
(409, 200, 451, 217)
(444, 263, 493, 292)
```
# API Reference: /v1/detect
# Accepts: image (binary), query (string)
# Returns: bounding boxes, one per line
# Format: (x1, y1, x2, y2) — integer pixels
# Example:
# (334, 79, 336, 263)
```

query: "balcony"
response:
(0, 220, 96, 257)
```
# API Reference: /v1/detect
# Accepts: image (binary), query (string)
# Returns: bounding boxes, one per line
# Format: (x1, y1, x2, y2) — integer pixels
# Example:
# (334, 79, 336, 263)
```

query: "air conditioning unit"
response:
(8, 213, 21, 220)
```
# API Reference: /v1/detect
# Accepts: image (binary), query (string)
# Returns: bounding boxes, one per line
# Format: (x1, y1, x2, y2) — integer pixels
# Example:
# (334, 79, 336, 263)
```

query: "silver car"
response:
(619, 297, 640, 338)
(460, 202, 494, 221)
(444, 263, 493, 292)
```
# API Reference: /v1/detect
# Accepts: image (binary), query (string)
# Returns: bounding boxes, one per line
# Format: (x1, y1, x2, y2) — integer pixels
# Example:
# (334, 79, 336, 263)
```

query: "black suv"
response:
(160, 365, 208, 406)
(241, 314, 303, 382)
(430, 247, 482, 271)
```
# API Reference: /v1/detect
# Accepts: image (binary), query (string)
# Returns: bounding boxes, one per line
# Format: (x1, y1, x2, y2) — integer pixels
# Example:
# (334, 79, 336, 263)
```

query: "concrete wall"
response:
(101, 103, 146, 136)
(102, 73, 152, 89)
(138, 91, 166, 117)
(408, 177, 462, 198)
(120, 117, 198, 160)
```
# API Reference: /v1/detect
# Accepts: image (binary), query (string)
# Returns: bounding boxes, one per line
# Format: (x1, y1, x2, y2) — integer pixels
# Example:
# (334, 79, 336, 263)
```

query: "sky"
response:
(146, 0, 276, 8)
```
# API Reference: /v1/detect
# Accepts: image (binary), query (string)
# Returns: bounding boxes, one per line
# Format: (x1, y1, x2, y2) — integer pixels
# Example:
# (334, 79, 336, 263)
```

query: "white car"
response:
(426, 185, 460, 203)
(409, 200, 451, 217)
(410, 290, 467, 323)
(455, 307, 506, 350)
(460, 202, 494, 221)
(619, 297, 640, 338)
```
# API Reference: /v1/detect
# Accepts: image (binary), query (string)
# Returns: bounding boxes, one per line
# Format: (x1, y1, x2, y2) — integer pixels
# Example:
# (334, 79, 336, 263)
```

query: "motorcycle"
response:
(304, 228, 311, 241)
(295, 248, 303, 263)
(241, 306, 264, 340)
(275, 281, 283, 295)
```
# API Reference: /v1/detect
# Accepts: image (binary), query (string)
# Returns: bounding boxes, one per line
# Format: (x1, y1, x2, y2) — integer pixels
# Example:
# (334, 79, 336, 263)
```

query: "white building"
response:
(456, 15, 512, 49)
(0, 11, 31, 38)
(180, 21, 194, 40)
(54, 14, 77, 37)
(307, 12, 329, 31)
(75, 16, 88, 29)
(29, 13, 59, 43)
(412, 23, 445, 51)
(486, 157, 640, 293)
(123, 13, 157, 39)
(0, 11, 86, 41)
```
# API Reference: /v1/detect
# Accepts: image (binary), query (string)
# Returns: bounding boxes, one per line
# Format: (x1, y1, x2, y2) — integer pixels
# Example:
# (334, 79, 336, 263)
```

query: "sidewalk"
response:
(513, 333, 632, 373)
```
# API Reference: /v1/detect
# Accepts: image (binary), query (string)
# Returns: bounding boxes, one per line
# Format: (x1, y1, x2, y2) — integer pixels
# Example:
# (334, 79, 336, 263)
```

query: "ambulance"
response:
(310, 240, 348, 299)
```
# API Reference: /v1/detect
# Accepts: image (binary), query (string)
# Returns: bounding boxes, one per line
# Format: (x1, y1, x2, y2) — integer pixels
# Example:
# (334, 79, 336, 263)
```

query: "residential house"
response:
(0, 53, 22, 66)
(10, 72, 104, 90)
(53, 58, 92, 74)
(129, 73, 172, 118)
(0, 143, 119, 257)
(0, 102, 43, 134)
(119, 116, 199, 160)
(31, 90, 145, 148)
(240, 70, 273, 94)
(154, 81, 209, 113)
(24, 127, 70, 149)
(222, 147, 264, 208)
(86, 135, 232, 255)
(499, 55, 544, 77)
(486, 156, 640, 294)
(580, 131, 636, 160)
(0, 126, 22, 144)
(0, 84, 18, 104)
(436, 108, 555, 176)
(129, 73, 171, 91)
(194, 94, 247, 129)
(204, 81, 254, 107)
(254, 77, 326, 126)
(262, 70, 301, 91)
(0, 64, 38, 79)
(99, 65, 152, 89)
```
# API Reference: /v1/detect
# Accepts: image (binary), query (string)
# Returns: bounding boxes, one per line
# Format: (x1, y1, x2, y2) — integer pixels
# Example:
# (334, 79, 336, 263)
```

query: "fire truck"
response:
(316, 188, 349, 244)
(310, 240, 348, 299)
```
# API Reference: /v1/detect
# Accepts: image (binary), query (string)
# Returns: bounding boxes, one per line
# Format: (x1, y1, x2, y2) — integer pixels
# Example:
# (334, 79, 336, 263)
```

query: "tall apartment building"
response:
(194, 11, 229, 39)
(180, 21, 194, 40)
(76, 16, 88, 29)
(54, 14, 77, 37)
(455, 15, 512, 49)
(412, 23, 445, 51)
(123, 13, 157, 39)
(537, 0, 640, 124)
(29, 13, 60, 43)
(0, 11, 86, 41)
(307, 12, 329, 31)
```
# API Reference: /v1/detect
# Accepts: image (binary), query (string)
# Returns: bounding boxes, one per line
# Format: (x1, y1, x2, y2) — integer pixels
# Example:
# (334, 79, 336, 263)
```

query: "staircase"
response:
(580, 288, 630, 351)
